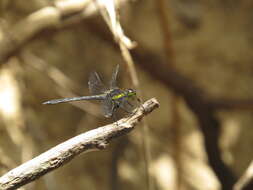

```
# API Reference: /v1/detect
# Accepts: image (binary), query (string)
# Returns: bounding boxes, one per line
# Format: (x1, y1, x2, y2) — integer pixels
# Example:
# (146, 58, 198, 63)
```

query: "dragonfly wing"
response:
(119, 98, 136, 113)
(110, 64, 119, 89)
(101, 96, 114, 118)
(88, 72, 107, 95)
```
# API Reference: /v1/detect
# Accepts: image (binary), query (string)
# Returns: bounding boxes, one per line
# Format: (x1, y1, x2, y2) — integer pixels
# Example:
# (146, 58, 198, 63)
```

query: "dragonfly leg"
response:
(136, 97, 145, 112)
(111, 104, 119, 122)
(112, 113, 118, 123)
(120, 106, 133, 114)
(125, 100, 134, 107)
(119, 103, 136, 121)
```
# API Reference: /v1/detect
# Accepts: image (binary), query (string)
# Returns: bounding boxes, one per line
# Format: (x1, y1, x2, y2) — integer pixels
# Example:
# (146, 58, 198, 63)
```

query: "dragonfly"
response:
(43, 65, 138, 119)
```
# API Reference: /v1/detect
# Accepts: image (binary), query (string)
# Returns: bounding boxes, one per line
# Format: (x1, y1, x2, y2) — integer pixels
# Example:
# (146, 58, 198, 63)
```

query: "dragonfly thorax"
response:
(111, 88, 136, 101)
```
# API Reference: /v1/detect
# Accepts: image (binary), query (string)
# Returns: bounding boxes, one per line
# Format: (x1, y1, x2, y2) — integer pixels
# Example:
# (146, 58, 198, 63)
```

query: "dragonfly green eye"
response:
(127, 89, 136, 97)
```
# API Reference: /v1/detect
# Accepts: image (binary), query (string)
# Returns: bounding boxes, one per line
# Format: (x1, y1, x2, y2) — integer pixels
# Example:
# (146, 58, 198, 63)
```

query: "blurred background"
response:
(1, 0, 253, 189)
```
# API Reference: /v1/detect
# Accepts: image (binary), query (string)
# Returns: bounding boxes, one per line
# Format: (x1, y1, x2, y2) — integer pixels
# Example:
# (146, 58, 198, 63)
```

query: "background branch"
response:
(155, 0, 182, 189)
(234, 160, 253, 190)
(0, 0, 128, 64)
(83, 20, 237, 189)
(1, 1, 253, 189)
(1, 0, 253, 111)
(131, 47, 237, 189)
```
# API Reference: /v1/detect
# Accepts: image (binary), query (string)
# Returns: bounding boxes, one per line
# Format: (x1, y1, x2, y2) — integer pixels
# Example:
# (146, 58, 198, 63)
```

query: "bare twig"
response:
(110, 137, 129, 190)
(117, 20, 154, 190)
(234, 160, 253, 190)
(0, 98, 159, 190)
(155, 0, 182, 189)
(94, 1, 153, 189)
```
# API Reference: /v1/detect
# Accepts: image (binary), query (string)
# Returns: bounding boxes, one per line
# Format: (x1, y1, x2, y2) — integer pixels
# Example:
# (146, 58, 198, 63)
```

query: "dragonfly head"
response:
(126, 88, 136, 97)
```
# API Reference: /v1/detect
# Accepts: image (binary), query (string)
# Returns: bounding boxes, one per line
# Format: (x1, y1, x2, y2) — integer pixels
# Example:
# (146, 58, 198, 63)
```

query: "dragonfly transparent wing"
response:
(119, 98, 136, 114)
(101, 96, 114, 118)
(88, 72, 107, 95)
(109, 64, 119, 89)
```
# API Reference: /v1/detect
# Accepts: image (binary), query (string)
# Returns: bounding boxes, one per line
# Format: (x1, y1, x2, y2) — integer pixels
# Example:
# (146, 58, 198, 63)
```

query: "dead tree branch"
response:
(0, 98, 159, 190)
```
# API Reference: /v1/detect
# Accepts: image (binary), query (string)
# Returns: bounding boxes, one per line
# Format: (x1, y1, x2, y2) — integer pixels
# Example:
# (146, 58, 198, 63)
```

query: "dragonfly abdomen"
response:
(43, 94, 106, 105)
